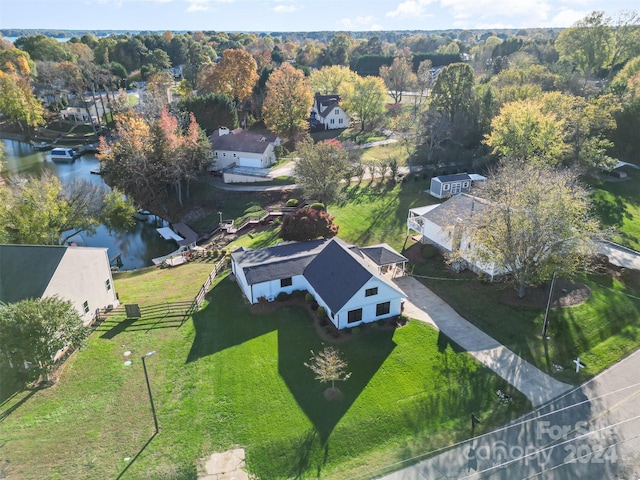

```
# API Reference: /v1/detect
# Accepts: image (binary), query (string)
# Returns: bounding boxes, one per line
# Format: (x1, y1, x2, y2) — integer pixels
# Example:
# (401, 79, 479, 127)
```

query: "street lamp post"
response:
(141, 351, 159, 434)
(218, 211, 223, 226)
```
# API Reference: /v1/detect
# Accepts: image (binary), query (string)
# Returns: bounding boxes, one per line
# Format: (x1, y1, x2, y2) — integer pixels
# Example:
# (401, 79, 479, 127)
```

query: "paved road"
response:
(373, 347, 640, 480)
(598, 241, 640, 271)
(394, 276, 571, 408)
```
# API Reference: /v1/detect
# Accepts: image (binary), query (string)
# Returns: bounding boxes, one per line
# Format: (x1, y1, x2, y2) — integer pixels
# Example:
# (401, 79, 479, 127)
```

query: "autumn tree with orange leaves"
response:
(99, 108, 210, 208)
(200, 48, 258, 103)
(262, 63, 313, 141)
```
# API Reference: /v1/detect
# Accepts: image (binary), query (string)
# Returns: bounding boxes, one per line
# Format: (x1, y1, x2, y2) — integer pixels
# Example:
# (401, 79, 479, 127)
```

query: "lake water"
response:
(1, 139, 178, 270)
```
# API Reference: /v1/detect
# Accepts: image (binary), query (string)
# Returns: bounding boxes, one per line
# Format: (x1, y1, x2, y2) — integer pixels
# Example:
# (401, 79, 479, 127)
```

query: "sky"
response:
(0, 0, 637, 33)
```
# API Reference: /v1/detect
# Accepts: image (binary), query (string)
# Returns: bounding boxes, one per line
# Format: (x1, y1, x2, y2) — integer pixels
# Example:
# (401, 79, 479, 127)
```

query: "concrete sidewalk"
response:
(394, 276, 572, 407)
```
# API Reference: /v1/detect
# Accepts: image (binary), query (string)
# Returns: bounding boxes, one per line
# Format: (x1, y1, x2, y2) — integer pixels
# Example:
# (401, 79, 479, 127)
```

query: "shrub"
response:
(286, 198, 299, 207)
(317, 306, 326, 318)
(305, 293, 314, 303)
(420, 243, 438, 259)
(276, 291, 290, 302)
(309, 202, 325, 211)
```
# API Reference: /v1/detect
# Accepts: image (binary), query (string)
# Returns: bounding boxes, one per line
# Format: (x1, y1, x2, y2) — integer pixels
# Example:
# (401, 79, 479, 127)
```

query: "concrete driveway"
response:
(394, 276, 572, 407)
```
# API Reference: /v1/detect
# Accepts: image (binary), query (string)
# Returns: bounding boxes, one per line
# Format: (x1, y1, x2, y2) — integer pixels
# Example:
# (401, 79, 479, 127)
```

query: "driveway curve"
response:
(394, 276, 572, 407)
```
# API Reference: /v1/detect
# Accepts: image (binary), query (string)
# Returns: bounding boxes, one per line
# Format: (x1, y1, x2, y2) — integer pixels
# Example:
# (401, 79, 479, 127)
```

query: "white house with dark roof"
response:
(407, 194, 502, 278)
(209, 127, 280, 172)
(311, 94, 350, 130)
(0, 245, 119, 326)
(231, 237, 406, 329)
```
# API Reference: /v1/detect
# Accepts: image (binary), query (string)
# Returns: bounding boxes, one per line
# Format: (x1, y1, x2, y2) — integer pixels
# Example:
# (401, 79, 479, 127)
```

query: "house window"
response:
(348, 308, 363, 324)
(280, 277, 293, 287)
(83, 301, 90, 314)
(365, 287, 378, 297)
(105, 279, 111, 291)
(330, 119, 335, 124)
(443, 184, 450, 191)
(462, 181, 469, 188)
(233, 153, 237, 157)
(335, 109, 340, 114)
(339, 119, 343, 124)
(223, 153, 226, 156)
(376, 301, 391, 316)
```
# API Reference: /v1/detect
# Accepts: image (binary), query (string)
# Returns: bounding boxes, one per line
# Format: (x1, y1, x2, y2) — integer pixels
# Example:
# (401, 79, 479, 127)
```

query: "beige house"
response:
(209, 127, 280, 171)
(0, 245, 119, 326)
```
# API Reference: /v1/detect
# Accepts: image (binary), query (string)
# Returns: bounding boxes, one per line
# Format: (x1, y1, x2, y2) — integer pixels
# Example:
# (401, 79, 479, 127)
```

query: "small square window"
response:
(105, 279, 111, 291)
(335, 109, 339, 114)
(376, 301, 391, 316)
(348, 308, 363, 324)
(443, 184, 450, 190)
(365, 287, 378, 297)
(339, 119, 343, 124)
(330, 119, 335, 124)
(280, 277, 292, 287)
(83, 301, 89, 314)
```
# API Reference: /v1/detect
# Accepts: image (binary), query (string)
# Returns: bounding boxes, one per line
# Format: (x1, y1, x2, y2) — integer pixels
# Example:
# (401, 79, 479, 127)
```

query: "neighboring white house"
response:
(231, 237, 407, 329)
(310, 94, 350, 130)
(60, 100, 110, 125)
(209, 127, 280, 179)
(429, 173, 486, 199)
(407, 194, 503, 278)
(0, 245, 120, 326)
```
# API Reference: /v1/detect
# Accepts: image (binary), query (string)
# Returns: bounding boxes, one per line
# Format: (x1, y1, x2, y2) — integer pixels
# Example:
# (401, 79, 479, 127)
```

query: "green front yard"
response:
(0, 264, 528, 479)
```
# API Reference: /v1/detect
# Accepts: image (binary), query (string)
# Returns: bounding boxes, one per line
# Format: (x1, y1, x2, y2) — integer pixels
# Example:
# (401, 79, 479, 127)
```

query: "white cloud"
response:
(440, 0, 554, 26)
(548, 8, 590, 27)
(338, 15, 383, 30)
(386, 0, 435, 19)
(273, 4, 298, 13)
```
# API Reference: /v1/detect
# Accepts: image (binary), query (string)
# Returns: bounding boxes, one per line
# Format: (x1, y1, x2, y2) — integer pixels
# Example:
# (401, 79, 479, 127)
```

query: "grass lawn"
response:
(410, 253, 640, 385)
(589, 169, 640, 251)
(329, 177, 437, 252)
(0, 264, 529, 480)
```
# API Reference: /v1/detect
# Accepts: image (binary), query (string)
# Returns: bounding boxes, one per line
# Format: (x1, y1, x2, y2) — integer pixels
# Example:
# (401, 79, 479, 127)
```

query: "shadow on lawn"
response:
(97, 301, 194, 339)
(187, 278, 396, 445)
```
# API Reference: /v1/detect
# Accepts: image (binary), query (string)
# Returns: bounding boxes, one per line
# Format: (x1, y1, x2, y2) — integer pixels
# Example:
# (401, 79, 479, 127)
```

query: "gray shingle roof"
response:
(231, 239, 329, 285)
(210, 129, 278, 155)
(422, 193, 487, 228)
(0, 245, 67, 304)
(434, 173, 471, 183)
(359, 244, 408, 266)
(304, 238, 378, 313)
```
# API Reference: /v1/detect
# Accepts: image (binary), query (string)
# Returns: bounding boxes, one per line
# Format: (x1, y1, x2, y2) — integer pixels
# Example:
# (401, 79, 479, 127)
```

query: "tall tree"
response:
(485, 99, 567, 165)
(200, 48, 258, 103)
(0, 297, 90, 385)
(294, 137, 350, 206)
(262, 63, 313, 140)
(429, 62, 475, 124)
(179, 92, 238, 135)
(0, 71, 45, 135)
(0, 171, 135, 245)
(309, 65, 356, 95)
(339, 74, 387, 132)
(380, 52, 417, 104)
(464, 162, 600, 298)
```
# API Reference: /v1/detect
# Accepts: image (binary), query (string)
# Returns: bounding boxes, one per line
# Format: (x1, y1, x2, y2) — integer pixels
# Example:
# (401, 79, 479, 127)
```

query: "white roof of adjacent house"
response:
(409, 204, 439, 216)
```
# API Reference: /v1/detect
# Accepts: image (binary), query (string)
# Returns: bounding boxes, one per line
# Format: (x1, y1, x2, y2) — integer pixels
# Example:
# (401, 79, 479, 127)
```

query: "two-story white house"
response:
(310, 94, 350, 130)
(209, 127, 280, 172)
(0, 245, 120, 326)
(231, 237, 407, 329)
(407, 194, 504, 278)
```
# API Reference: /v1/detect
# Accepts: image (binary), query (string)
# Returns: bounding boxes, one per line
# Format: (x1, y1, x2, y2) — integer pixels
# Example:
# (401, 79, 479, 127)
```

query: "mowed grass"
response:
(411, 253, 640, 384)
(330, 178, 437, 252)
(0, 264, 529, 480)
(590, 169, 640, 250)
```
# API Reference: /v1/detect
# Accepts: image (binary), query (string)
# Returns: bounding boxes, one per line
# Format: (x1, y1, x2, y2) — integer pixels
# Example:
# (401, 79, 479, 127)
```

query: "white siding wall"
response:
(320, 108, 350, 129)
(232, 260, 253, 302)
(43, 248, 119, 325)
(430, 178, 443, 198)
(334, 278, 403, 329)
(249, 275, 309, 303)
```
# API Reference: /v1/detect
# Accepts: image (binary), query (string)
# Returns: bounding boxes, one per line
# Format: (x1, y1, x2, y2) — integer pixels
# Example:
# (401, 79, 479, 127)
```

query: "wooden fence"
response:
(187, 256, 229, 318)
